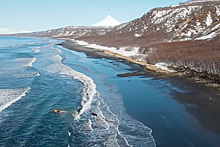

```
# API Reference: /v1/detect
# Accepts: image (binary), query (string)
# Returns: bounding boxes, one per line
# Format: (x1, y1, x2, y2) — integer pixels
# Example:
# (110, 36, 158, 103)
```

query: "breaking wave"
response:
(0, 87, 30, 112)
(46, 54, 97, 120)
(46, 47, 124, 146)
(0, 57, 40, 78)
(23, 57, 36, 67)
(49, 46, 156, 147)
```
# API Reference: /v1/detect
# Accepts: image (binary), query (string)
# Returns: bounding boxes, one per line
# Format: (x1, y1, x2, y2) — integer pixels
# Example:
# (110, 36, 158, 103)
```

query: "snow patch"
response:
(171, 5, 179, 7)
(195, 32, 216, 40)
(74, 40, 140, 57)
(216, 6, 220, 16)
(135, 34, 142, 37)
(206, 12, 213, 26)
(75, 41, 177, 73)
(75, 40, 89, 46)
(154, 63, 176, 72)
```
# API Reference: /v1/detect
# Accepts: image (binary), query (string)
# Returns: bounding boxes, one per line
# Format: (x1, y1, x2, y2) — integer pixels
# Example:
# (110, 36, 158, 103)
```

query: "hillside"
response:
(78, 1, 220, 81)
(80, 1, 220, 44)
(2, 1, 220, 83)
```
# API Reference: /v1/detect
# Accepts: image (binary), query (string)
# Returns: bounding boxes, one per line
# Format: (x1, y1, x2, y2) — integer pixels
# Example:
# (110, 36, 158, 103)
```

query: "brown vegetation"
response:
(145, 37, 220, 78)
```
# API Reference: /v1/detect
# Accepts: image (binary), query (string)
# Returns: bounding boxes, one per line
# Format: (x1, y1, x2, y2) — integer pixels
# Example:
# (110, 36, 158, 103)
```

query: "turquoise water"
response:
(0, 37, 219, 147)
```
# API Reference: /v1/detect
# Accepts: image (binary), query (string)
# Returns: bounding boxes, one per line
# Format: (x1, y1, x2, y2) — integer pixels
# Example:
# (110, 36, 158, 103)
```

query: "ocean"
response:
(0, 37, 219, 147)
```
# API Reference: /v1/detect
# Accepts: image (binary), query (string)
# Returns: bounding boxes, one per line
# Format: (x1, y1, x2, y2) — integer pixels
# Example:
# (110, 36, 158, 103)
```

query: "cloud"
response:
(0, 28, 29, 34)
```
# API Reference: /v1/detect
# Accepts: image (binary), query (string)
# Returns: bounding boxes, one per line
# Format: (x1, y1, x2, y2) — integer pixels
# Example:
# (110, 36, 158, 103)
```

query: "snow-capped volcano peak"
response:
(92, 15, 121, 27)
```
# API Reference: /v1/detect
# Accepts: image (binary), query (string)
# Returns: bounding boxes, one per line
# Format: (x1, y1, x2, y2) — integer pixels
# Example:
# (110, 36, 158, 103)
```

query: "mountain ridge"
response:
(1, 0, 220, 81)
(78, 1, 220, 79)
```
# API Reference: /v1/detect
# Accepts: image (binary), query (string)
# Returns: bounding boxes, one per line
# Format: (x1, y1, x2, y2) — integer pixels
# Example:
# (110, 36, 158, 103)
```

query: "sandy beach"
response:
(58, 39, 220, 146)
(58, 40, 220, 88)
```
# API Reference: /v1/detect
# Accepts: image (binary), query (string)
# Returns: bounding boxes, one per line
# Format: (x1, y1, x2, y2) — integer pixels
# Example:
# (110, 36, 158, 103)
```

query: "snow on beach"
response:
(74, 40, 139, 57)
(75, 40, 175, 73)
(75, 40, 139, 57)
(154, 63, 176, 72)
(195, 32, 217, 40)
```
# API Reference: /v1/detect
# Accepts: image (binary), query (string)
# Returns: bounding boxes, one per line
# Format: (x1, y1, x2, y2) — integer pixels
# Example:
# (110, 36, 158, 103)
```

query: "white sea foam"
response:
(50, 45, 155, 146)
(48, 49, 97, 120)
(27, 58, 36, 67)
(92, 107, 109, 129)
(100, 99, 132, 147)
(51, 47, 62, 54)
(0, 87, 30, 112)
(0, 57, 40, 79)
(32, 48, 40, 52)
(13, 72, 40, 78)
(49, 46, 121, 145)
(68, 131, 71, 136)
(104, 134, 120, 147)
(82, 119, 93, 131)
(11, 57, 36, 67)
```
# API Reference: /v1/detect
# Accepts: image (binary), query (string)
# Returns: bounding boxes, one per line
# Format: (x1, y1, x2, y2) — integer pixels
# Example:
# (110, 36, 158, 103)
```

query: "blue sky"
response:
(0, 0, 187, 33)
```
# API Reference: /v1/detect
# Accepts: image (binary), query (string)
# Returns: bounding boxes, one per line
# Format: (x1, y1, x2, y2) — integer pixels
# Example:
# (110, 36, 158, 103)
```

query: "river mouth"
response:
(60, 40, 220, 147)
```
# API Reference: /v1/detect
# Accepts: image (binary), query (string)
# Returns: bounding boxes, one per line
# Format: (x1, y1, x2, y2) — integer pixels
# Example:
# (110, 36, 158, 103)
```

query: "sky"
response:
(0, 0, 188, 34)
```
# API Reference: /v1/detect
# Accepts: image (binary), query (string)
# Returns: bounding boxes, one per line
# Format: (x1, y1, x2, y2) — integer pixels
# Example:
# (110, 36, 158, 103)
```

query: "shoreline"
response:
(58, 39, 177, 74)
(58, 39, 219, 88)
(58, 39, 220, 146)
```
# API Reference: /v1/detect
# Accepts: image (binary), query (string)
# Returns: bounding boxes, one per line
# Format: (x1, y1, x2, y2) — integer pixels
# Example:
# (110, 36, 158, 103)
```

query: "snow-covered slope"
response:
(109, 1, 220, 42)
(4, 1, 219, 42)
(78, 1, 220, 77)
(92, 15, 121, 27)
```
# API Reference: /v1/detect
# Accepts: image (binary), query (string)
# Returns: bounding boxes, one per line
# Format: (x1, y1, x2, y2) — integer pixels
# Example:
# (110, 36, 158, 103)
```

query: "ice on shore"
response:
(154, 62, 176, 72)
(74, 40, 139, 57)
(75, 40, 176, 73)
(195, 32, 216, 40)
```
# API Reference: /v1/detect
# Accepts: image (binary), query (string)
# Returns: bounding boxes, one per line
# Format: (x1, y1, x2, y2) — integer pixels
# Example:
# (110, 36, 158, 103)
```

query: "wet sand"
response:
(58, 40, 172, 78)
(58, 40, 220, 147)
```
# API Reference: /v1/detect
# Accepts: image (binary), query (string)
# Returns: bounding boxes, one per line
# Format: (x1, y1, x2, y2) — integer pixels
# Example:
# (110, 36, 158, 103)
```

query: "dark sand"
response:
(59, 40, 220, 147)
(58, 40, 165, 77)
(58, 40, 115, 59)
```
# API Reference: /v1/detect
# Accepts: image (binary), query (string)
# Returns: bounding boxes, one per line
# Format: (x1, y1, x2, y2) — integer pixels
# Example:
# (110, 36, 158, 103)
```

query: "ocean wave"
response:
(32, 48, 40, 52)
(50, 45, 155, 146)
(98, 83, 156, 147)
(8, 57, 36, 67)
(14, 72, 40, 78)
(26, 58, 36, 67)
(48, 47, 123, 146)
(0, 57, 40, 78)
(0, 87, 30, 112)
(46, 51, 97, 120)
(82, 119, 93, 131)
